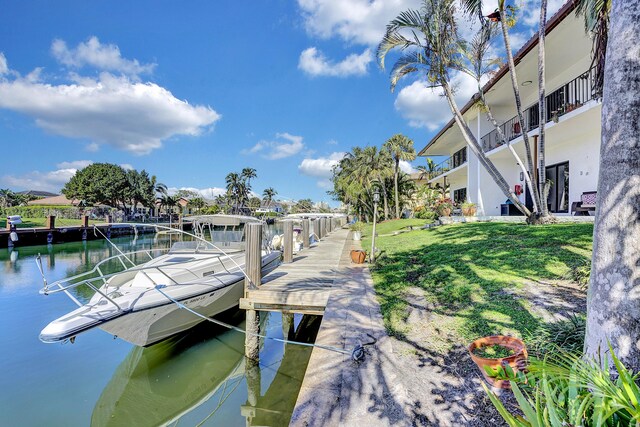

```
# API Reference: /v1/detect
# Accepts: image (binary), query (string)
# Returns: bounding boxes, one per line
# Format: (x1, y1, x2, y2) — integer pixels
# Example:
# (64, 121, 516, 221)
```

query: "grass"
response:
(363, 218, 430, 236)
(363, 222, 593, 344)
(0, 217, 102, 229)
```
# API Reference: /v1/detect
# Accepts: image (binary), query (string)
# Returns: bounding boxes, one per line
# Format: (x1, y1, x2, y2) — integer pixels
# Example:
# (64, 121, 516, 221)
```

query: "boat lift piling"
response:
(244, 222, 263, 360)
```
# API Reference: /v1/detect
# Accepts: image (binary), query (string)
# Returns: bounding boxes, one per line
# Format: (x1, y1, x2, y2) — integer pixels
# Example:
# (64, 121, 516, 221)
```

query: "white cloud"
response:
(0, 58, 220, 155)
(317, 179, 334, 189)
(299, 47, 372, 77)
(0, 53, 7, 75)
(1, 168, 79, 193)
(51, 37, 155, 77)
(399, 160, 417, 174)
(394, 72, 477, 130)
(298, 152, 346, 179)
(56, 160, 93, 169)
(120, 163, 134, 171)
(242, 132, 305, 160)
(297, 0, 420, 45)
(519, 0, 566, 28)
(326, 139, 338, 145)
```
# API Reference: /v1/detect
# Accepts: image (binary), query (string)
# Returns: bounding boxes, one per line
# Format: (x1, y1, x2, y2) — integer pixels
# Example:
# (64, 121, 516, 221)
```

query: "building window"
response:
(452, 147, 467, 168)
(453, 188, 467, 204)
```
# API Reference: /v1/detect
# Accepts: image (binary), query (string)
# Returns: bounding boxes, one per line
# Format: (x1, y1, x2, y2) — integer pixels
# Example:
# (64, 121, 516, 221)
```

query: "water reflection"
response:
(91, 312, 320, 427)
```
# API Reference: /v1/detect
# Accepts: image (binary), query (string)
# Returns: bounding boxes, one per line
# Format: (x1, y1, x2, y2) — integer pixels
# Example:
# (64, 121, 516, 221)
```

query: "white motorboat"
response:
(39, 215, 281, 346)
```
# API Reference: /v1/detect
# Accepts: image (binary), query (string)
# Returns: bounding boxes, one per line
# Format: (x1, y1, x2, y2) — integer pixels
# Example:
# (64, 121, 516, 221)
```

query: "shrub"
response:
(349, 221, 364, 232)
(526, 314, 586, 358)
(435, 198, 454, 216)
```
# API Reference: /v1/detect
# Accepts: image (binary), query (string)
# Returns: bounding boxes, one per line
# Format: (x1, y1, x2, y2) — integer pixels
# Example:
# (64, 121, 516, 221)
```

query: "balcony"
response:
(427, 147, 467, 180)
(481, 68, 597, 152)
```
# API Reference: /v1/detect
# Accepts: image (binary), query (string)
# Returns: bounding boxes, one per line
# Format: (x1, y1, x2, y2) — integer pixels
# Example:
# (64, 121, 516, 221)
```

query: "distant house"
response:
(256, 201, 284, 214)
(27, 194, 80, 206)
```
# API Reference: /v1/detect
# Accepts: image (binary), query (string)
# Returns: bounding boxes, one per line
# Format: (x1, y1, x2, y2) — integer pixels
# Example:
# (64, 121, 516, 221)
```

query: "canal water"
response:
(0, 232, 319, 426)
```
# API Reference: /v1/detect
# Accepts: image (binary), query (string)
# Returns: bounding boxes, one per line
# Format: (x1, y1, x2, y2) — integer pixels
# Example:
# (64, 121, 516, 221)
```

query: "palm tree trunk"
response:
(498, 9, 544, 214)
(584, 0, 640, 371)
(394, 161, 400, 219)
(382, 186, 389, 220)
(479, 83, 541, 215)
(442, 80, 532, 217)
(538, 0, 550, 216)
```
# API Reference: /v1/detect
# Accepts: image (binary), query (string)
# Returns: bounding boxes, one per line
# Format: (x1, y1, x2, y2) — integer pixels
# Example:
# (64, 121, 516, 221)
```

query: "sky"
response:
(0, 0, 565, 205)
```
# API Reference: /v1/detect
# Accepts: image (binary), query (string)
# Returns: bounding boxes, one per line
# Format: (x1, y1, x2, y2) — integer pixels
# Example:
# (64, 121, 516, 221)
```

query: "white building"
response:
(419, 1, 600, 216)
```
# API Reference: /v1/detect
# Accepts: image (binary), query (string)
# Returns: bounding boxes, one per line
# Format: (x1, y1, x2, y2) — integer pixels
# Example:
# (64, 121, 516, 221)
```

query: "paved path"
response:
(290, 234, 411, 426)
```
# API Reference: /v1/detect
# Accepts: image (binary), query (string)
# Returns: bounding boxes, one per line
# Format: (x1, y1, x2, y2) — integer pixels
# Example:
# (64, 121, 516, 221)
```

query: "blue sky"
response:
(0, 0, 563, 205)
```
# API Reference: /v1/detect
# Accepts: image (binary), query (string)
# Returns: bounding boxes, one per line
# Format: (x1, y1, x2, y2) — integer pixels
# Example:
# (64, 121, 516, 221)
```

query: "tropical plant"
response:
(575, 0, 610, 98)
(187, 197, 206, 213)
(62, 163, 129, 208)
(383, 134, 416, 219)
(241, 167, 257, 189)
(484, 347, 640, 426)
(377, 0, 537, 223)
(349, 221, 365, 232)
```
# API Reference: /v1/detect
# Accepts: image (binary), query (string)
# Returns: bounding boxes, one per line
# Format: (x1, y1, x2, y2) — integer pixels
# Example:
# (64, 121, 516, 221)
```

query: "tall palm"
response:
(378, 0, 532, 219)
(460, 0, 546, 218)
(262, 187, 277, 208)
(225, 172, 241, 213)
(383, 134, 416, 218)
(241, 168, 257, 191)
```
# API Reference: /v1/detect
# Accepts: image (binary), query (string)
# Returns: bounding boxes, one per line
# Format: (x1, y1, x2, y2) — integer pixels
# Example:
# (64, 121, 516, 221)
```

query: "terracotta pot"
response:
(462, 207, 477, 217)
(350, 249, 366, 264)
(468, 335, 527, 389)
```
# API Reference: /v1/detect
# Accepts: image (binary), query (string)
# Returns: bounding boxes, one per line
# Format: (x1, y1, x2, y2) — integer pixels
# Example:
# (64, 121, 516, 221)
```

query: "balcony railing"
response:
(426, 147, 467, 179)
(481, 68, 597, 152)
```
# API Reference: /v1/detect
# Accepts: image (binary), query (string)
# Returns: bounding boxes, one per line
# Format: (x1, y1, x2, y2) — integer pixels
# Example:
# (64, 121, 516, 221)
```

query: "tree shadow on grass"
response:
(368, 223, 593, 425)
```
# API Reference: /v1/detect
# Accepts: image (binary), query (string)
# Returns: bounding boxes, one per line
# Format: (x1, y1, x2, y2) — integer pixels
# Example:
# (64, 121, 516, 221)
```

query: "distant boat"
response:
(39, 215, 281, 346)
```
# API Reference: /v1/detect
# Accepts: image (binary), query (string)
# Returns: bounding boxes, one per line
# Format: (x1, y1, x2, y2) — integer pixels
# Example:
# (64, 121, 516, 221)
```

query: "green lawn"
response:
(0, 217, 102, 229)
(363, 222, 593, 343)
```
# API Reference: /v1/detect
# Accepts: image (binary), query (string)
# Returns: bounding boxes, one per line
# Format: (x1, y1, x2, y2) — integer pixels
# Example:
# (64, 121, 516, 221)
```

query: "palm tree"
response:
(460, 0, 548, 219)
(383, 134, 416, 218)
(584, 0, 640, 371)
(262, 187, 277, 208)
(241, 167, 257, 190)
(377, 0, 532, 220)
(225, 172, 241, 214)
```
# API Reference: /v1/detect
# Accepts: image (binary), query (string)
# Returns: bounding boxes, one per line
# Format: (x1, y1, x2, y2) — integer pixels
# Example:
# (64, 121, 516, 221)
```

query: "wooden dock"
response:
(239, 223, 349, 316)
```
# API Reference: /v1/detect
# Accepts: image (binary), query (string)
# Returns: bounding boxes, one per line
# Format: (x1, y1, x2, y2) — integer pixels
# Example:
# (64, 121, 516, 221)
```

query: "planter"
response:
(439, 207, 451, 217)
(352, 231, 362, 241)
(350, 249, 366, 264)
(468, 335, 527, 389)
(461, 207, 477, 217)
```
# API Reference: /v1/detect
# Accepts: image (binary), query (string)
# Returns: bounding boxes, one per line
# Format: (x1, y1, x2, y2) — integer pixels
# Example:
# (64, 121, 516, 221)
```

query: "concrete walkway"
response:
(290, 233, 411, 426)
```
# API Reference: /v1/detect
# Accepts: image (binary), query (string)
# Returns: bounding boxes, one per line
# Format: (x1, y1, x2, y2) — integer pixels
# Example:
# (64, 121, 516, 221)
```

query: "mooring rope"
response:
(154, 286, 375, 361)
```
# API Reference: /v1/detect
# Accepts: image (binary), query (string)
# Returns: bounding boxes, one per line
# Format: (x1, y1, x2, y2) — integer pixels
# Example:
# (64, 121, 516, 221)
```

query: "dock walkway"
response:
(239, 228, 348, 315)
(289, 232, 410, 426)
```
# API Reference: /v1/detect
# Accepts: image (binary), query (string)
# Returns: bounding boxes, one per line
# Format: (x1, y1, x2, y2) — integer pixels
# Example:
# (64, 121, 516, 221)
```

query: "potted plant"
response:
(435, 198, 454, 217)
(349, 221, 364, 240)
(461, 202, 477, 217)
(350, 249, 367, 264)
(468, 335, 527, 389)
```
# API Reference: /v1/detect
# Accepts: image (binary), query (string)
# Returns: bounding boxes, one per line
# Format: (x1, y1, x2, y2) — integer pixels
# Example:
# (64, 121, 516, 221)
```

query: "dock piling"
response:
(283, 220, 293, 263)
(244, 222, 263, 360)
(302, 219, 310, 248)
(46, 215, 56, 230)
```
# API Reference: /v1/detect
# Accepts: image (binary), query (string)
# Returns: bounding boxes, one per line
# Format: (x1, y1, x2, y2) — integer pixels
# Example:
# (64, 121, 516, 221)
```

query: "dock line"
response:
(154, 285, 371, 361)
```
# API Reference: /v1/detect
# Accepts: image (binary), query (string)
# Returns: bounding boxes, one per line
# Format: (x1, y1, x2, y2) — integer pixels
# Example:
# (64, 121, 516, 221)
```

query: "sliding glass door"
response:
(545, 162, 569, 213)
